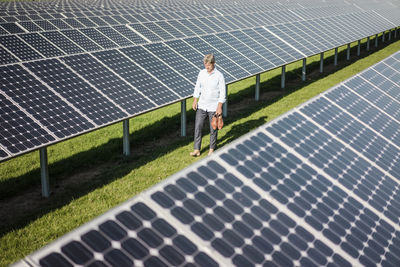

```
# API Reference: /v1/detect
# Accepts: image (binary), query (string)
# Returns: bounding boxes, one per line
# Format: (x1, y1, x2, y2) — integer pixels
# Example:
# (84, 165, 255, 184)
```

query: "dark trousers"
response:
(194, 109, 217, 150)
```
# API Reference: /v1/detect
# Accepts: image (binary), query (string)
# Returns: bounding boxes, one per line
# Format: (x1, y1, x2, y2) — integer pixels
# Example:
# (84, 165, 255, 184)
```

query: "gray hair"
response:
(203, 54, 215, 64)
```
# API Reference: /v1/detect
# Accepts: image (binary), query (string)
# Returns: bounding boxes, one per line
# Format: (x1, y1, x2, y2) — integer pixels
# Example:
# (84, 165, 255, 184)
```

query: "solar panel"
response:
(93, 49, 178, 106)
(121, 46, 193, 97)
(23, 58, 127, 125)
(0, 92, 56, 155)
(17, 49, 400, 267)
(19, 33, 65, 58)
(0, 34, 43, 61)
(0, 0, 399, 166)
(80, 28, 118, 49)
(61, 54, 155, 114)
(60, 29, 102, 52)
(41, 31, 83, 54)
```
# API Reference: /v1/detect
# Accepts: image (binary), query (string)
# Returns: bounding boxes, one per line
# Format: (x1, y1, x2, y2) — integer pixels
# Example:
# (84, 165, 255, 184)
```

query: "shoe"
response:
(208, 149, 214, 155)
(190, 150, 200, 157)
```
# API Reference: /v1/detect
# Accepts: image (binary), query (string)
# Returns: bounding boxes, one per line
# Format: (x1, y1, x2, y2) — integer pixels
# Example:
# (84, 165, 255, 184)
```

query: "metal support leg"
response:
(375, 34, 378, 47)
(382, 31, 385, 43)
(346, 43, 350, 60)
(357, 40, 360, 56)
(255, 74, 260, 101)
(334, 47, 338, 66)
(40, 147, 50, 198)
(302, 58, 306, 81)
(367, 36, 370, 51)
(223, 85, 228, 118)
(319, 52, 324, 73)
(281, 65, 286, 89)
(181, 100, 186, 137)
(123, 119, 130, 156)
(388, 30, 392, 41)
(395, 28, 397, 39)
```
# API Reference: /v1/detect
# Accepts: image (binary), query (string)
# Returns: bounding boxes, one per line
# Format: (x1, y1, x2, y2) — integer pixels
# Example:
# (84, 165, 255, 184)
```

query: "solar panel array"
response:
(1, 0, 399, 163)
(16, 50, 400, 267)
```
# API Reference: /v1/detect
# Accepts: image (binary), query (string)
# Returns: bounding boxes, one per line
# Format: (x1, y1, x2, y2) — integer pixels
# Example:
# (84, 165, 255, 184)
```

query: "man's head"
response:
(203, 54, 215, 73)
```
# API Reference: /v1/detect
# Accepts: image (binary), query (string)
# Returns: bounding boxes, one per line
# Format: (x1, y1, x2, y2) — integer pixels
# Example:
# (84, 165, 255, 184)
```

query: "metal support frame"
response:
(302, 58, 306, 81)
(388, 29, 392, 41)
(281, 65, 286, 89)
(123, 119, 130, 156)
(255, 74, 260, 101)
(223, 85, 228, 118)
(367, 36, 370, 51)
(357, 40, 361, 56)
(40, 147, 50, 198)
(319, 52, 324, 73)
(334, 47, 338, 66)
(346, 43, 350, 60)
(395, 27, 397, 39)
(375, 34, 378, 47)
(181, 100, 186, 137)
(382, 31, 385, 43)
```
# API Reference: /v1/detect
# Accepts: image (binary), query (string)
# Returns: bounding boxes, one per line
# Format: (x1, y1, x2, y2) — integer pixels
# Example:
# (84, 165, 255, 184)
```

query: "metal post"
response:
(367, 36, 370, 51)
(388, 30, 391, 41)
(281, 65, 286, 89)
(255, 74, 260, 101)
(395, 28, 397, 39)
(302, 58, 306, 81)
(375, 34, 378, 47)
(223, 85, 228, 118)
(357, 40, 360, 56)
(334, 47, 338, 66)
(40, 147, 50, 198)
(319, 52, 324, 73)
(181, 100, 186, 137)
(123, 119, 130, 156)
(382, 31, 385, 43)
(346, 43, 350, 60)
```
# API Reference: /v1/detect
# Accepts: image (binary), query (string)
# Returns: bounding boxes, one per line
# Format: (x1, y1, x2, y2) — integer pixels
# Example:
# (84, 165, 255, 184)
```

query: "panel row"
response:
(18, 51, 400, 266)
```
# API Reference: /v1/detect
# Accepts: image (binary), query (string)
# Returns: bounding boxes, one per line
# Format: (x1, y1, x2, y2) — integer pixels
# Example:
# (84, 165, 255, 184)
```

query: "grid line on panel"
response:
(120, 46, 191, 98)
(31, 199, 220, 267)
(23, 58, 126, 126)
(294, 103, 400, 228)
(0, 91, 56, 156)
(322, 86, 400, 177)
(93, 49, 179, 106)
(151, 152, 355, 266)
(61, 53, 156, 115)
(237, 120, 400, 265)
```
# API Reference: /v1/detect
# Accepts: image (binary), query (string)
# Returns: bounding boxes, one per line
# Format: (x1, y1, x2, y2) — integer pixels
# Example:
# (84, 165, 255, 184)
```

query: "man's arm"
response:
(217, 72, 226, 115)
(192, 97, 198, 110)
(193, 71, 202, 110)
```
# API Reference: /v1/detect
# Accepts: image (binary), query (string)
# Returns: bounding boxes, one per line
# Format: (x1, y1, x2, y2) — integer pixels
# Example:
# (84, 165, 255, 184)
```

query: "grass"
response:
(0, 35, 399, 266)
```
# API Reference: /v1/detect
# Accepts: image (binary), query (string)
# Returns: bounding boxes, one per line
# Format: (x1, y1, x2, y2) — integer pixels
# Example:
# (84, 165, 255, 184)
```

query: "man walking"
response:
(190, 54, 226, 157)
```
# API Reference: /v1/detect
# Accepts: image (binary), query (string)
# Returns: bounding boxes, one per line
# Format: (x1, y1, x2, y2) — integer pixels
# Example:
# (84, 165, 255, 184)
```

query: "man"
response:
(190, 54, 226, 157)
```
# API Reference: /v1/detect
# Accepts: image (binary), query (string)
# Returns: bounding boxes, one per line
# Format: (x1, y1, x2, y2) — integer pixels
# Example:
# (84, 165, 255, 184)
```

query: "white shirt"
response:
(193, 67, 226, 112)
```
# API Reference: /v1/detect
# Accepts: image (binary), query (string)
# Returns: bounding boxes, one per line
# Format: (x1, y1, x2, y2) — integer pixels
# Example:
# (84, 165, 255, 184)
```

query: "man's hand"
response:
(216, 102, 223, 115)
(192, 98, 198, 111)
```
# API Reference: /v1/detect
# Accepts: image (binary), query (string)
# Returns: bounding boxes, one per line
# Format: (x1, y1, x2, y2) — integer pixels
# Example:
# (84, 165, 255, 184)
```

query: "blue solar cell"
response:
(97, 27, 133, 47)
(0, 22, 25, 33)
(93, 49, 178, 105)
(80, 28, 118, 49)
(0, 35, 42, 61)
(41, 31, 83, 54)
(24, 59, 126, 125)
(121, 46, 193, 97)
(19, 33, 64, 57)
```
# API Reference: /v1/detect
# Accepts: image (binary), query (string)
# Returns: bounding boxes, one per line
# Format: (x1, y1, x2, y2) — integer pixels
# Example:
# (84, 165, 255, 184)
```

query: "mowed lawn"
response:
(1, 36, 399, 266)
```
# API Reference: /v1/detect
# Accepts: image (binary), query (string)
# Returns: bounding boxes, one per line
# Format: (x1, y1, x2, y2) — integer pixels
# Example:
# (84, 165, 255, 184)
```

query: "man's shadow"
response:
(217, 115, 269, 148)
